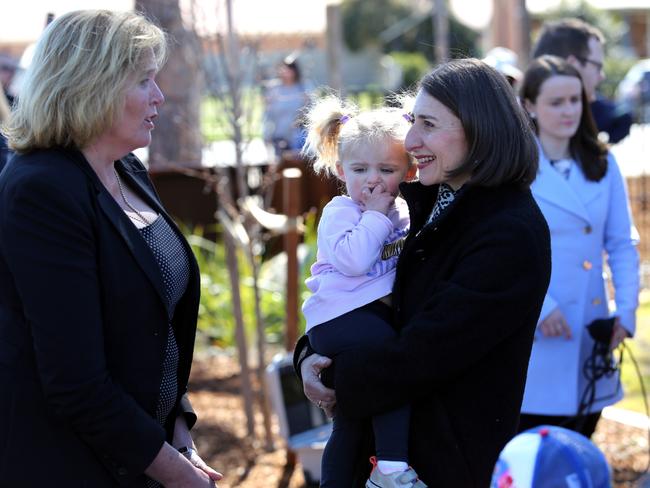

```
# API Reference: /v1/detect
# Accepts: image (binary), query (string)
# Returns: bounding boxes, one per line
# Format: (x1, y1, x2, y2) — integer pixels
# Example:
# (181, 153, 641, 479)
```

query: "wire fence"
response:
(627, 174, 650, 289)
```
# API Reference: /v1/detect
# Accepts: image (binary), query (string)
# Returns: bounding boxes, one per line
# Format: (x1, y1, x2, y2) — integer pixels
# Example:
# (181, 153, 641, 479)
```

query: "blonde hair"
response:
(302, 95, 412, 176)
(4, 10, 167, 153)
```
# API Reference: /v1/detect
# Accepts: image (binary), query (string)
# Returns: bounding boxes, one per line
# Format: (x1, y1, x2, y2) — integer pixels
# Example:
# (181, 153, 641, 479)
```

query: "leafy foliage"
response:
(341, 0, 479, 61)
(389, 51, 432, 91)
(187, 229, 250, 347)
(342, 0, 412, 52)
(535, 0, 626, 48)
(185, 215, 318, 348)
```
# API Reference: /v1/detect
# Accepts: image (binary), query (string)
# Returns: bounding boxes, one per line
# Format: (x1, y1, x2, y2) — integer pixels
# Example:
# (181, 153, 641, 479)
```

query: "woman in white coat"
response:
(519, 55, 639, 437)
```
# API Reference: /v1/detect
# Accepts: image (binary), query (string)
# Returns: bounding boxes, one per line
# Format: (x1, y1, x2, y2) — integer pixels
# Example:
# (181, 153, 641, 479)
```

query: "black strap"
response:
(292, 334, 314, 382)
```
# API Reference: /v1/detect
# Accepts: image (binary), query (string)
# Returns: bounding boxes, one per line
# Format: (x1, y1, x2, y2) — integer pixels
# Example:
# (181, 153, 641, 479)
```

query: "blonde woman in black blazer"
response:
(0, 10, 222, 487)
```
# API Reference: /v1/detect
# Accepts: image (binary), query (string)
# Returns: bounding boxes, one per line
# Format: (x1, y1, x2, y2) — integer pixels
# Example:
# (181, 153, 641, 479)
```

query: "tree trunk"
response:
(249, 244, 275, 451)
(433, 0, 449, 64)
(223, 228, 256, 438)
(135, 0, 203, 169)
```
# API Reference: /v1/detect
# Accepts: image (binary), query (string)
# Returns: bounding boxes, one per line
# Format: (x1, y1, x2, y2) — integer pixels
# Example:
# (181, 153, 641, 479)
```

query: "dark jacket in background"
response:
(298, 181, 551, 487)
(0, 134, 9, 173)
(591, 96, 632, 144)
(0, 148, 199, 487)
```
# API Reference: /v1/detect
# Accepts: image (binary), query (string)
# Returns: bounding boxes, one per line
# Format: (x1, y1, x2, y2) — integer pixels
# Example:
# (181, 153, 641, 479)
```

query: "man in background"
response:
(533, 18, 632, 144)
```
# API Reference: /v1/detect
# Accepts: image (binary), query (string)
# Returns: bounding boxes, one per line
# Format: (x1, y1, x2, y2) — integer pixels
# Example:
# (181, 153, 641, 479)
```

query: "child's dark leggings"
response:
(307, 300, 410, 488)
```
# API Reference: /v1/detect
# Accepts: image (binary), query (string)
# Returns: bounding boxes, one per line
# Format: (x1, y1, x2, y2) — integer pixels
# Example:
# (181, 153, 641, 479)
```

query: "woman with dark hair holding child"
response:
(294, 58, 552, 487)
(518, 55, 639, 438)
(0, 10, 222, 487)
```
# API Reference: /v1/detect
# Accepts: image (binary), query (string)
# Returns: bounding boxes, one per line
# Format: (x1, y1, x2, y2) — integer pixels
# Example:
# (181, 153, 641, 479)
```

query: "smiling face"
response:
(104, 50, 164, 155)
(405, 90, 469, 189)
(336, 137, 414, 204)
(525, 74, 583, 144)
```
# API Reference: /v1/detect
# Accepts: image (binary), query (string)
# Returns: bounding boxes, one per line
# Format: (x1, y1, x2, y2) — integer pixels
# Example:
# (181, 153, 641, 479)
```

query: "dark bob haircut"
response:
(520, 55, 607, 182)
(419, 58, 538, 188)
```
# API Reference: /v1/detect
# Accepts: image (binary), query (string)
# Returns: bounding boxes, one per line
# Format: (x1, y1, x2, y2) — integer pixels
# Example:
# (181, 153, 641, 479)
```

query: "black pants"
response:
(308, 301, 410, 487)
(517, 411, 602, 438)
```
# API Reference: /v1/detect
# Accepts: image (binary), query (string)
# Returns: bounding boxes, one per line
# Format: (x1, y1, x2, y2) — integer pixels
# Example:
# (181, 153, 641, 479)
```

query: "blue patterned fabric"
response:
(139, 215, 190, 488)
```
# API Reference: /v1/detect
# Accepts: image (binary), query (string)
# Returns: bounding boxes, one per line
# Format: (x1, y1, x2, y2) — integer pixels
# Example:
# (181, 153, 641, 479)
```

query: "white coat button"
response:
(582, 260, 592, 270)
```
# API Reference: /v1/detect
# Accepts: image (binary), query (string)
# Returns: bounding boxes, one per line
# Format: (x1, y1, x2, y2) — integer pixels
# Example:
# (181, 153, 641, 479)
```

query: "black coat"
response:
(0, 148, 200, 487)
(298, 181, 551, 487)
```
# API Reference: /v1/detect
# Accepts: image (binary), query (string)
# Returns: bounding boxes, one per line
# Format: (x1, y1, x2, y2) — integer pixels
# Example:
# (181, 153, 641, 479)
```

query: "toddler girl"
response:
(302, 96, 426, 488)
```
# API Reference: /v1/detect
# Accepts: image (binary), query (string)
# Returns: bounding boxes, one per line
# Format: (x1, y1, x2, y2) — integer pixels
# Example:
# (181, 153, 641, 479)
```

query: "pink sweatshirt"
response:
(302, 195, 410, 331)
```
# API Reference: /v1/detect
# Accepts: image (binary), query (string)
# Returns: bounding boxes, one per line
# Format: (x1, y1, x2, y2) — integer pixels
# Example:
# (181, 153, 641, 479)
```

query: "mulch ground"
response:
(188, 352, 650, 488)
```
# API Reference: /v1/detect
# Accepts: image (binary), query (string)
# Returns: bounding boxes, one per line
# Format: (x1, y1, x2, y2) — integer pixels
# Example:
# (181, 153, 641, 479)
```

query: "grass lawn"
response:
(615, 297, 650, 414)
(201, 92, 264, 143)
(200, 89, 389, 143)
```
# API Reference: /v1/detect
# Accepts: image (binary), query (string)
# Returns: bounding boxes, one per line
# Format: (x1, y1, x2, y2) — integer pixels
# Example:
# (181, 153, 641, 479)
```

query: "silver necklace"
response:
(113, 168, 152, 226)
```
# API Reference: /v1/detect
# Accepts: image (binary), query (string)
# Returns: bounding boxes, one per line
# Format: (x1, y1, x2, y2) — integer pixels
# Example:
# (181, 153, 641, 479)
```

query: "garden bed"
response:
(188, 352, 649, 488)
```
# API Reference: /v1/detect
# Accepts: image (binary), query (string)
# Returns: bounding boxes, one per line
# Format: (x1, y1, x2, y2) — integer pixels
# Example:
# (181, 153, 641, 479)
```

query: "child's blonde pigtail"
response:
(302, 96, 359, 176)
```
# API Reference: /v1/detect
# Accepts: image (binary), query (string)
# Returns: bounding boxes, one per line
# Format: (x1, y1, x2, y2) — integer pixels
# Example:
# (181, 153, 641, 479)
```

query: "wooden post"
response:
(283, 168, 301, 351)
(490, 0, 528, 62)
(516, 0, 530, 68)
(326, 4, 343, 94)
(223, 227, 256, 437)
(434, 0, 449, 64)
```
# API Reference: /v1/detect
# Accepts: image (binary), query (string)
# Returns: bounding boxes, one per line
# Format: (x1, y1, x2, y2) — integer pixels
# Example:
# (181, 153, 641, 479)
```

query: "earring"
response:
(529, 112, 536, 119)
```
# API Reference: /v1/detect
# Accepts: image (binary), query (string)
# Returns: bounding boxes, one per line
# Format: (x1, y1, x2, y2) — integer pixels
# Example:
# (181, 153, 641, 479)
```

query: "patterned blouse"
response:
(425, 183, 459, 227)
(138, 215, 191, 488)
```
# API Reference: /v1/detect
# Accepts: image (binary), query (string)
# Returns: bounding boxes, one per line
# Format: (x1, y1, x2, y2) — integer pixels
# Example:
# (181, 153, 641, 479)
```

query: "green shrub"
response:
(389, 51, 431, 91)
(601, 57, 637, 100)
(185, 215, 318, 348)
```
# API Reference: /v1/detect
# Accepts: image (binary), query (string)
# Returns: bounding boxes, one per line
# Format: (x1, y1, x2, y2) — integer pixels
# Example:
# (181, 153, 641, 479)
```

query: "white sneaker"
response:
(365, 457, 428, 488)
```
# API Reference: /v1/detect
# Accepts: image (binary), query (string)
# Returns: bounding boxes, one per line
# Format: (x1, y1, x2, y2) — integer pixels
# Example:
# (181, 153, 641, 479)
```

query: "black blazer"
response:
(0, 147, 200, 487)
(296, 182, 551, 487)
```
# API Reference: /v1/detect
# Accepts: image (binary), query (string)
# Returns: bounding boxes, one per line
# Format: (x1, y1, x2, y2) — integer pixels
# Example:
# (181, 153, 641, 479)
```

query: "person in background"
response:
(482, 46, 523, 91)
(0, 88, 10, 171)
(295, 59, 551, 487)
(0, 10, 222, 487)
(532, 17, 632, 144)
(519, 55, 639, 438)
(262, 54, 311, 158)
(301, 96, 420, 487)
(0, 53, 17, 105)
